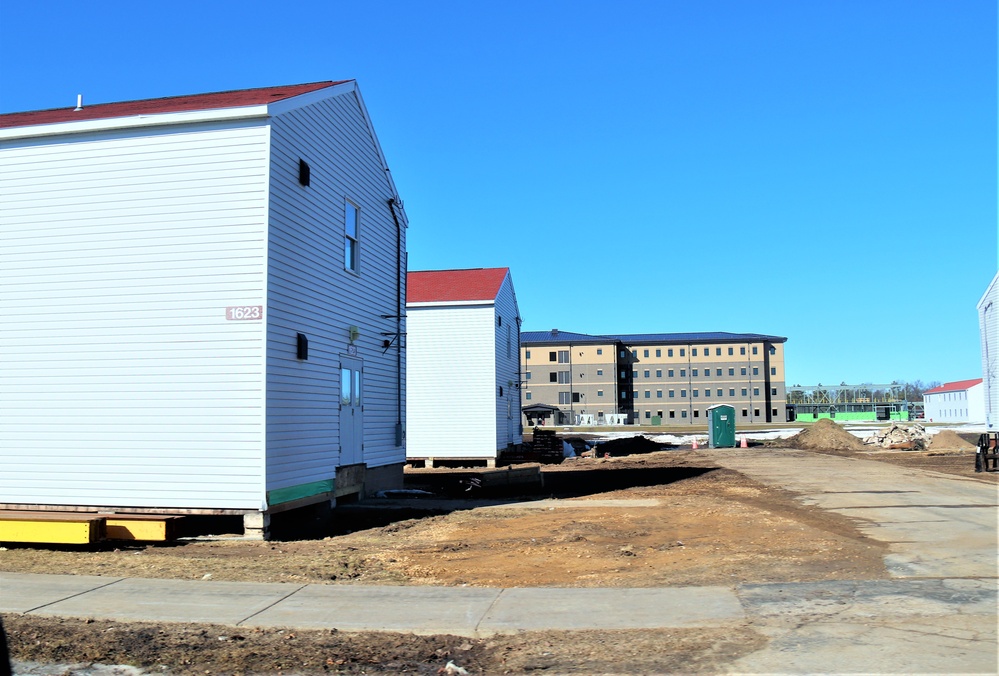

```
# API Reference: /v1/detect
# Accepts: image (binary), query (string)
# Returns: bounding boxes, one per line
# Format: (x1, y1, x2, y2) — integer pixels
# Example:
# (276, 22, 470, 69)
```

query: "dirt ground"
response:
(1, 436, 993, 674)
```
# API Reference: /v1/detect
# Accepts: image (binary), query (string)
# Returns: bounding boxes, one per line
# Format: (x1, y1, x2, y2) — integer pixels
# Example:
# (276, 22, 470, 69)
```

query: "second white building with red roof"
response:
(923, 379, 985, 423)
(406, 268, 523, 465)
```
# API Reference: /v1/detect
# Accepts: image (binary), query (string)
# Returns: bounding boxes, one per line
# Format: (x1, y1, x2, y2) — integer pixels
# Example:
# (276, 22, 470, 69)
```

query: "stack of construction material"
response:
(863, 423, 930, 450)
(529, 428, 565, 462)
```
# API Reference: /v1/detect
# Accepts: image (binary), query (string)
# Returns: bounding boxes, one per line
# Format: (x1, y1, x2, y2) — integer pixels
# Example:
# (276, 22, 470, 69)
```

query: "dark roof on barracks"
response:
(521, 330, 787, 345)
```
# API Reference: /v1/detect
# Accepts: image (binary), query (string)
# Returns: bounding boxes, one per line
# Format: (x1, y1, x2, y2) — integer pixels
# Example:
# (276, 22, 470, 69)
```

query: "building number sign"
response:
(226, 306, 263, 321)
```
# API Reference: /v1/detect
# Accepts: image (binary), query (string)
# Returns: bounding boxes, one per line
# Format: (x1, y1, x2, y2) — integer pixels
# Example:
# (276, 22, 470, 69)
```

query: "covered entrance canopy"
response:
(523, 403, 560, 426)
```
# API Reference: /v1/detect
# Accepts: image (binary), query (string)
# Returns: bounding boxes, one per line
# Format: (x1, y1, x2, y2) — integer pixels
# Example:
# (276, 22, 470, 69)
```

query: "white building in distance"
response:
(923, 379, 984, 423)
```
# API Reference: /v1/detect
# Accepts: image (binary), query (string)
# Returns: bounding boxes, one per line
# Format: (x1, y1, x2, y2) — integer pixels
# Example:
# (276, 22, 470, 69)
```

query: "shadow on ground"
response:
(273, 465, 717, 539)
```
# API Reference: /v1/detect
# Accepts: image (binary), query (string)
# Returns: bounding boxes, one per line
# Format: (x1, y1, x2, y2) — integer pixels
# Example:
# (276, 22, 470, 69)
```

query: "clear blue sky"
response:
(1, 0, 995, 386)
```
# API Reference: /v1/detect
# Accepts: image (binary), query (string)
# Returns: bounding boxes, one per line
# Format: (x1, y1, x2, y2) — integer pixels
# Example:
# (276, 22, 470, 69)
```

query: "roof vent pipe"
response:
(74, 94, 83, 111)
(552, 329, 559, 337)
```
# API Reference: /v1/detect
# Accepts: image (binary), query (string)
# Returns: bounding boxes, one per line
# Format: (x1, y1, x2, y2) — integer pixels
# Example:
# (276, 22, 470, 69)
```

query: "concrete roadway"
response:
(2, 448, 997, 674)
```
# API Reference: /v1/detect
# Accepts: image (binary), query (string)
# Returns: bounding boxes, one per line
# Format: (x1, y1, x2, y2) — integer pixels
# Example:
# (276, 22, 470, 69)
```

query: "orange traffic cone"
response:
(740, 435, 748, 448)
(692, 438, 699, 449)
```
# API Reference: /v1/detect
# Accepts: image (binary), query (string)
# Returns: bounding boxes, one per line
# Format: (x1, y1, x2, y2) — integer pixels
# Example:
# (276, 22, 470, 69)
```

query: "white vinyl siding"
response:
(493, 275, 522, 449)
(407, 305, 497, 457)
(0, 122, 270, 509)
(980, 272, 999, 430)
(266, 89, 405, 488)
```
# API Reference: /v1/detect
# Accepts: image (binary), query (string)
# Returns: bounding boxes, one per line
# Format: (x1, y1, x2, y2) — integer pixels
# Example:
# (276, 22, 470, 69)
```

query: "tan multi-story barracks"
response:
(521, 330, 787, 426)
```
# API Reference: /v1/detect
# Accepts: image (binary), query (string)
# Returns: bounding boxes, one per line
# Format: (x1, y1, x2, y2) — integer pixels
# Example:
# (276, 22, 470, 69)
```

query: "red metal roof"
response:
(0, 81, 348, 130)
(408, 268, 509, 303)
(924, 378, 983, 394)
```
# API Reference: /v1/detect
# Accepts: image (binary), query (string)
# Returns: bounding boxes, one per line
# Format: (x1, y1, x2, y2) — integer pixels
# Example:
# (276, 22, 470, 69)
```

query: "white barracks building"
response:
(0, 82, 409, 537)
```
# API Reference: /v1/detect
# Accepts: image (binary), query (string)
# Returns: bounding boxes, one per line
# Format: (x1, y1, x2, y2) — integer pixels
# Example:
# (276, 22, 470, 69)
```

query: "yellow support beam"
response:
(104, 516, 181, 542)
(0, 516, 103, 545)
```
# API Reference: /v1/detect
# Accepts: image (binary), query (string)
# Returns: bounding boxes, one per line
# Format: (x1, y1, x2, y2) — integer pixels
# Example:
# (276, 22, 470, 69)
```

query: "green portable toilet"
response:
(707, 404, 736, 448)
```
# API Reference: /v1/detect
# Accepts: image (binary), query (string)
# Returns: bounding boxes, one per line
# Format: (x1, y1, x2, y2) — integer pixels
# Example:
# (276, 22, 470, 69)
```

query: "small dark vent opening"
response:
(299, 159, 311, 186)
(296, 333, 309, 360)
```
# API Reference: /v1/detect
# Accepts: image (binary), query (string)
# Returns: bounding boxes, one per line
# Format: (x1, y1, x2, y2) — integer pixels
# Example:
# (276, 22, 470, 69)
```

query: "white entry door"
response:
(340, 356, 363, 465)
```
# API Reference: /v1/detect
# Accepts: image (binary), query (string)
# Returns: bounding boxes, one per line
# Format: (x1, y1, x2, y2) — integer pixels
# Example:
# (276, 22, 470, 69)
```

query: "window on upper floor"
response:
(597, 348, 603, 355)
(525, 350, 531, 360)
(344, 200, 360, 273)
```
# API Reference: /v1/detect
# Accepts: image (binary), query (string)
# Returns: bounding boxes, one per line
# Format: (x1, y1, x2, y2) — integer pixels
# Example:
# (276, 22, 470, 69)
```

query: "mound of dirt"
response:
(783, 418, 867, 451)
(592, 435, 673, 457)
(929, 430, 977, 451)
